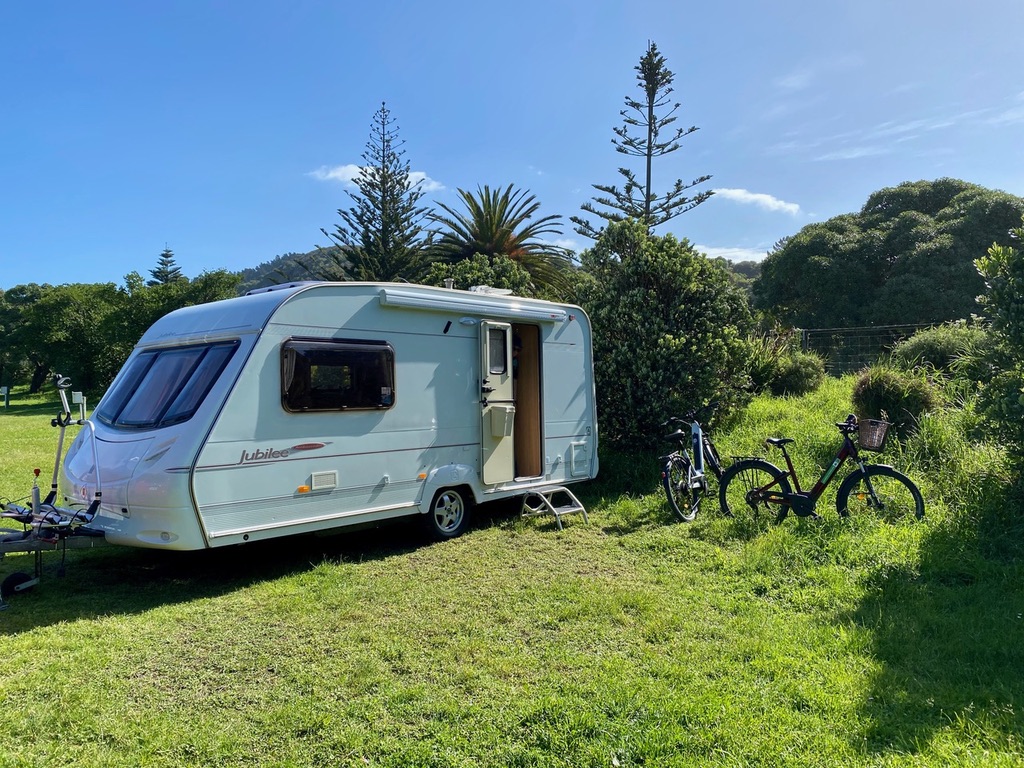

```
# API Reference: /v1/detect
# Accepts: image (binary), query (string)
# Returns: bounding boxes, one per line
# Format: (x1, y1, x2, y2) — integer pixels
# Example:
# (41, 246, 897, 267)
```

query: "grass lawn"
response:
(0, 378, 1022, 766)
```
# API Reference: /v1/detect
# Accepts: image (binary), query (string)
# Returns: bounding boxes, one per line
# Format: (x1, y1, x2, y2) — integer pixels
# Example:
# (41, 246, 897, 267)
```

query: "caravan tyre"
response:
(1, 571, 34, 599)
(425, 488, 472, 540)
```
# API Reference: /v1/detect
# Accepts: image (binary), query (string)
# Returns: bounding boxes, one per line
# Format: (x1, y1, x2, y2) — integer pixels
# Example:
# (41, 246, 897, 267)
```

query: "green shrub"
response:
(975, 215, 1024, 462)
(851, 365, 942, 435)
(746, 331, 791, 392)
(746, 330, 825, 397)
(577, 220, 752, 447)
(889, 319, 990, 374)
(769, 350, 826, 397)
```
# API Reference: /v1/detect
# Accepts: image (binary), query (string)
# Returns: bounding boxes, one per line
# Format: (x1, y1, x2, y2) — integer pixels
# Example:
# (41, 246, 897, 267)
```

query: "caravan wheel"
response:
(425, 488, 472, 540)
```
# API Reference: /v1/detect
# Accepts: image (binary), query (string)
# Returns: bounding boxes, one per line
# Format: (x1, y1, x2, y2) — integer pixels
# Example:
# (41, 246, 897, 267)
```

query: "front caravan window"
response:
(96, 341, 239, 430)
(282, 338, 395, 412)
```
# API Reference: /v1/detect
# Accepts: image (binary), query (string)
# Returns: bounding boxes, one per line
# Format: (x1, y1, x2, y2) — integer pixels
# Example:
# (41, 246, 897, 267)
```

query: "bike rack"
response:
(0, 375, 106, 610)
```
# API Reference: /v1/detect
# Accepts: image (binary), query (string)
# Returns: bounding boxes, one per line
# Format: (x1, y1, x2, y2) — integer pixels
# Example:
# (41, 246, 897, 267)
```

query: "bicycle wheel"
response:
(663, 454, 699, 522)
(836, 465, 924, 521)
(719, 458, 791, 527)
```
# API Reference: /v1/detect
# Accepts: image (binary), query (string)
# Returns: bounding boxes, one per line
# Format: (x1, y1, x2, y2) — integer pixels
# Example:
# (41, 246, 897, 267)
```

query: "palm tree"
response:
(429, 184, 574, 295)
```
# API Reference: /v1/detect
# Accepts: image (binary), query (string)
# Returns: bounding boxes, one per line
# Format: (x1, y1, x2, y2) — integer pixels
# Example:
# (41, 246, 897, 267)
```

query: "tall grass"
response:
(0, 377, 1021, 766)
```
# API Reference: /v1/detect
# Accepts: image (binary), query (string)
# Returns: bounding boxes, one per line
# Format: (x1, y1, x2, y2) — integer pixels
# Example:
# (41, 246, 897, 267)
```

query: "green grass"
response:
(1, 378, 1022, 766)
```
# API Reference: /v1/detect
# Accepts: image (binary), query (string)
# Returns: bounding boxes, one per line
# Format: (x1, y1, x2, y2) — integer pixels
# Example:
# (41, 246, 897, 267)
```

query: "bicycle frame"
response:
(759, 428, 866, 517)
(690, 421, 706, 478)
(788, 434, 861, 498)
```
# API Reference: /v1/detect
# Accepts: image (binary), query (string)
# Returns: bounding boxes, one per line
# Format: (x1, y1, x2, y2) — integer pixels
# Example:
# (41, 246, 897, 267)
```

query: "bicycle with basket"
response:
(718, 414, 924, 525)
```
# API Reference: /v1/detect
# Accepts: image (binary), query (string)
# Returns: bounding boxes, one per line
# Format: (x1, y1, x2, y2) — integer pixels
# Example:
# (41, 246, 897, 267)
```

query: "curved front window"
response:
(96, 341, 239, 429)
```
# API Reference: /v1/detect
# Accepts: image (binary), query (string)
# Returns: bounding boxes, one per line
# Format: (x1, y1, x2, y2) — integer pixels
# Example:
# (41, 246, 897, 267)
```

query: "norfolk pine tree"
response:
(147, 247, 184, 285)
(319, 102, 434, 282)
(572, 41, 712, 240)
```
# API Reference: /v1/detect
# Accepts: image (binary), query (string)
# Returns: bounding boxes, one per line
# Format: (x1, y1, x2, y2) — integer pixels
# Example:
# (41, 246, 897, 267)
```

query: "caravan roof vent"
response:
(469, 286, 513, 295)
(244, 281, 319, 296)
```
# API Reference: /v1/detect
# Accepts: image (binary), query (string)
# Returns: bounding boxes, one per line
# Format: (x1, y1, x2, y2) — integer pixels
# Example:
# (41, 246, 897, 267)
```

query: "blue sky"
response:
(2, 1, 1022, 290)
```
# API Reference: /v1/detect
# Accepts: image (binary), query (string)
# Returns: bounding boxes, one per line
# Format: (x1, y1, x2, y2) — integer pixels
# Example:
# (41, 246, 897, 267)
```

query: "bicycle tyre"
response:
(836, 465, 924, 521)
(719, 458, 791, 526)
(663, 454, 699, 522)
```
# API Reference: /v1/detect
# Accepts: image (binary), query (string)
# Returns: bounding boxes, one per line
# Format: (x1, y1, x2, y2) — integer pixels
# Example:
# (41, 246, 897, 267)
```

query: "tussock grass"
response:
(0, 378, 1021, 766)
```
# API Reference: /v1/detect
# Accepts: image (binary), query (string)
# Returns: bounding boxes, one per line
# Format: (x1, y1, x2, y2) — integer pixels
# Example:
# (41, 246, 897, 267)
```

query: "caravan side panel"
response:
(191, 285, 483, 545)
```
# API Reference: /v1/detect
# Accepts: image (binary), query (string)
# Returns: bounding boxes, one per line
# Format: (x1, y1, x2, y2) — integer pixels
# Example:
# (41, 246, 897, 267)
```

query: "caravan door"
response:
(479, 320, 515, 484)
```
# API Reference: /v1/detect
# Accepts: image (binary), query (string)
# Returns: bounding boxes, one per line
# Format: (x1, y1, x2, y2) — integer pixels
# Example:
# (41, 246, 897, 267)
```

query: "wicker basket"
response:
(858, 419, 890, 452)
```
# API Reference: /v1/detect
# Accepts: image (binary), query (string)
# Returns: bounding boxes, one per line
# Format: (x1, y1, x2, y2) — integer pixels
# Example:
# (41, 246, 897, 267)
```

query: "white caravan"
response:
(60, 282, 598, 550)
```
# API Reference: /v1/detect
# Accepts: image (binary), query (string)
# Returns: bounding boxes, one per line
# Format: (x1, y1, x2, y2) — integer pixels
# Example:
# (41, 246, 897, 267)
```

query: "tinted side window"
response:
(282, 339, 395, 412)
(96, 341, 238, 429)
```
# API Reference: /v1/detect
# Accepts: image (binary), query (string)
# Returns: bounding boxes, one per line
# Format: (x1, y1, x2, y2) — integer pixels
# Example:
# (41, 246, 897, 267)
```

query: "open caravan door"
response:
(479, 320, 515, 485)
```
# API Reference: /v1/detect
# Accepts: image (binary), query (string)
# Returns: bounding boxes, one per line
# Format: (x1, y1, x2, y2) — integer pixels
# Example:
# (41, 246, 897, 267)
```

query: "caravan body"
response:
(62, 283, 598, 550)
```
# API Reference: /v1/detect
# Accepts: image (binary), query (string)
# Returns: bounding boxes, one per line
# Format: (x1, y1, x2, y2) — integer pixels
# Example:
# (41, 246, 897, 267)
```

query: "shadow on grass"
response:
(848, 479, 1024, 757)
(0, 501, 519, 634)
(0, 403, 67, 419)
(576, 447, 662, 503)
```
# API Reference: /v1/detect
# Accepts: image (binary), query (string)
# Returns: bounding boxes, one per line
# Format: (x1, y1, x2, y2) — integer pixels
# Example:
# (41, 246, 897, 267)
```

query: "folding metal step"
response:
(520, 485, 588, 530)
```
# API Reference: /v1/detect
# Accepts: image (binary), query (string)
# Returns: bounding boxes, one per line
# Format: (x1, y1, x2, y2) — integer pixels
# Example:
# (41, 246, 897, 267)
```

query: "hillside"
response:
(235, 247, 347, 294)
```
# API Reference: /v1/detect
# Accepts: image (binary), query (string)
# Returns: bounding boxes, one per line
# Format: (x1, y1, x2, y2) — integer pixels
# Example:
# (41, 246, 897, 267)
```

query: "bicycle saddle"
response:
(765, 437, 794, 447)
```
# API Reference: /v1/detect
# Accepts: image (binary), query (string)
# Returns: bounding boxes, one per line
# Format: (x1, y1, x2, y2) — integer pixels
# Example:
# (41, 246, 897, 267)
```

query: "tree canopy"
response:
(429, 184, 573, 296)
(572, 41, 712, 239)
(148, 248, 185, 285)
(576, 220, 751, 447)
(319, 102, 434, 282)
(1, 270, 239, 393)
(753, 178, 1024, 328)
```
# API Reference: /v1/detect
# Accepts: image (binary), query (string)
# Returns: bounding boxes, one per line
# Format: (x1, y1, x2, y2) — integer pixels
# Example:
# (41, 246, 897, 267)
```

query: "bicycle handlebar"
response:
(662, 402, 720, 427)
(835, 414, 858, 432)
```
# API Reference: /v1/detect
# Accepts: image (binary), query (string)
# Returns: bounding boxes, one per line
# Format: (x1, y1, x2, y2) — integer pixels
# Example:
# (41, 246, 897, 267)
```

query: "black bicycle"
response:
(660, 403, 725, 521)
(718, 415, 924, 525)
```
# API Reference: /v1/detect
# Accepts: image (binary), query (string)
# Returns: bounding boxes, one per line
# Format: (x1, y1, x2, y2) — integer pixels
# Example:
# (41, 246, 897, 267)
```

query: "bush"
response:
(889, 319, 990, 374)
(975, 215, 1024, 462)
(851, 365, 943, 435)
(577, 221, 752, 447)
(423, 253, 535, 296)
(746, 331, 825, 397)
(746, 331, 791, 392)
(770, 350, 826, 397)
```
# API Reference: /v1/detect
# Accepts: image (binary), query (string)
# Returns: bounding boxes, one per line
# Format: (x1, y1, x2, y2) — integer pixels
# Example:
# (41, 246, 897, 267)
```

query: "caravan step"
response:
(520, 486, 588, 530)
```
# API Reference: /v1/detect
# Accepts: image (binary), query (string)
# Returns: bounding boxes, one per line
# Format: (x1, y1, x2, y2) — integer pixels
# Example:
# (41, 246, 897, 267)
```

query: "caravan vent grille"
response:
(310, 471, 338, 491)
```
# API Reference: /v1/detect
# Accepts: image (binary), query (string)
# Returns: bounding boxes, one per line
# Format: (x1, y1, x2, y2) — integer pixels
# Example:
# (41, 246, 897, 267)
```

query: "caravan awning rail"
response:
(378, 287, 569, 323)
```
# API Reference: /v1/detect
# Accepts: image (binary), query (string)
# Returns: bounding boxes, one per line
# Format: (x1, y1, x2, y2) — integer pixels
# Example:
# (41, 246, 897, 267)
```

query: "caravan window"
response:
(281, 338, 395, 412)
(96, 341, 239, 430)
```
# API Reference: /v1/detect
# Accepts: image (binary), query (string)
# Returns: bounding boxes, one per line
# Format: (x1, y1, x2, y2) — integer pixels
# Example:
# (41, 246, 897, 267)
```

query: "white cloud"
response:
(408, 171, 445, 193)
(696, 245, 769, 262)
(549, 237, 580, 253)
(309, 165, 445, 192)
(813, 146, 891, 161)
(988, 104, 1024, 126)
(713, 188, 801, 215)
(774, 69, 814, 92)
(308, 164, 363, 183)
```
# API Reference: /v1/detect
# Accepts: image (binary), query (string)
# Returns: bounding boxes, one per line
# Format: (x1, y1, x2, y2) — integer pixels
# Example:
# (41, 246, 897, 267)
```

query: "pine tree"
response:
(319, 102, 433, 282)
(572, 42, 712, 240)
(147, 248, 184, 286)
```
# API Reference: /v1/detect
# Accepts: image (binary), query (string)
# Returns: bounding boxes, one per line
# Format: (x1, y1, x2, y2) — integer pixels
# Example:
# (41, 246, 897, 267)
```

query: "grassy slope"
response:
(0, 378, 1021, 767)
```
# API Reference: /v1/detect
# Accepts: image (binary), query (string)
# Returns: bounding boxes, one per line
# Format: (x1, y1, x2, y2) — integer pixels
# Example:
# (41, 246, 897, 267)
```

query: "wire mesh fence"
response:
(800, 324, 932, 375)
